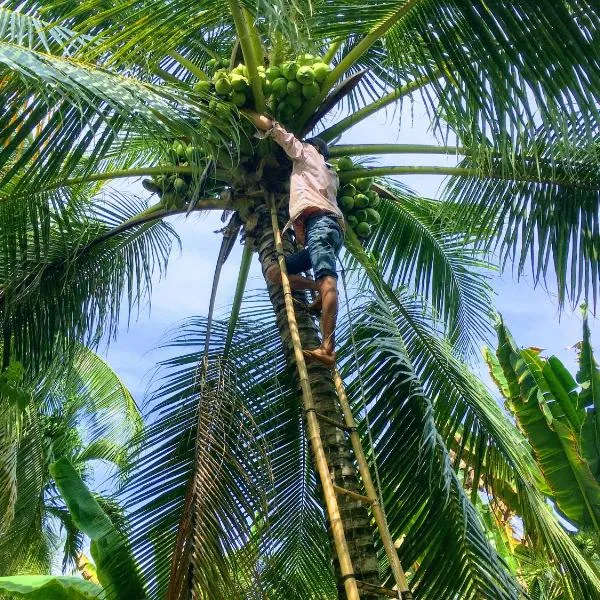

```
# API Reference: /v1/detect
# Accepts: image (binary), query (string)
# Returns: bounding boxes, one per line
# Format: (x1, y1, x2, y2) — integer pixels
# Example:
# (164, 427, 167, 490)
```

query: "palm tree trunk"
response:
(254, 205, 381, 599)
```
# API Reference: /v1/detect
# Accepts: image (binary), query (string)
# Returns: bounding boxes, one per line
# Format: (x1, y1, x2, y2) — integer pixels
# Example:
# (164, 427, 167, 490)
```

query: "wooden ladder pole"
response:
(269, 199, 360, 600)
(332, 368, 413, 599)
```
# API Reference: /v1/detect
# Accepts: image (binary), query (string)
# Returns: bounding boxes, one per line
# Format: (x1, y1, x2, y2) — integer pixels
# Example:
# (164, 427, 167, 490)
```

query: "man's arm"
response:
(244, 111, 304, 160)
(245, 112, 273, 131)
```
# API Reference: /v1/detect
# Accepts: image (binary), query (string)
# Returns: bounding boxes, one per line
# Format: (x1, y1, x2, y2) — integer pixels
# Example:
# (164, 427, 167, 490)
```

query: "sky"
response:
(102, 97, 600, 408)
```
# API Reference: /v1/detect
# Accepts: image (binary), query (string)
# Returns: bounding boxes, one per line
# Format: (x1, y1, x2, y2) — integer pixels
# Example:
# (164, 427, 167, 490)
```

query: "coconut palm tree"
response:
(0, 0, 599, 598)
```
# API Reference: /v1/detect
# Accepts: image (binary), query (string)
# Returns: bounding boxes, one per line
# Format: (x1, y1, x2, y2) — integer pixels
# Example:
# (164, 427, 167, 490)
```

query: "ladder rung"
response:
(333, 484, 374, 505)
(314, 411, 355, 432)
(355, 580, 403, 598)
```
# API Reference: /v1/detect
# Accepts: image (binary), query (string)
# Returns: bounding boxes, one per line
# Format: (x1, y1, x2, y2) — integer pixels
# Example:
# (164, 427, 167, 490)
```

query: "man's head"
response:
(304, 136, 330, 160)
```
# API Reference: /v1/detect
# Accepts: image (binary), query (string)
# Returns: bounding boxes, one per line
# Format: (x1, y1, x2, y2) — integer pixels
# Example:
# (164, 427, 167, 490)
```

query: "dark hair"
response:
(304, 137, 329, 159)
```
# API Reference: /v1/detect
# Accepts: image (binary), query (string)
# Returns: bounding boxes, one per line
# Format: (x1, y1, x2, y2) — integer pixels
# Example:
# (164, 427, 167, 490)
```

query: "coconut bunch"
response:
(335, 157, 381, 241)
(193, 53, 332, 127)
(142, 140, 203, 208)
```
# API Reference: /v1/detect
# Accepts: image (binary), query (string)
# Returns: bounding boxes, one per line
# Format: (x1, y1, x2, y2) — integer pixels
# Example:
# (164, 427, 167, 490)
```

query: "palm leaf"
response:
(343, 235, 600, 599)
(356, 182, 494, 357)
(0, 6, 92, 54)
(0, 190, 176, 371)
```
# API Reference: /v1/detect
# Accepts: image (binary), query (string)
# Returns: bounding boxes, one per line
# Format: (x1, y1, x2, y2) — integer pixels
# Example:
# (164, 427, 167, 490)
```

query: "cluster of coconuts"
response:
(194, 53, 332, 127)
(335, 156, 381, 240)
(142, 140, 202, 207)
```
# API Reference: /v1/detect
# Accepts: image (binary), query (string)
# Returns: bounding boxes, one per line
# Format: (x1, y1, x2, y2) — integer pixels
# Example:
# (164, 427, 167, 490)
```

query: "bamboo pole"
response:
(332, 368, 414, 600)
(269, 199, 360, 600)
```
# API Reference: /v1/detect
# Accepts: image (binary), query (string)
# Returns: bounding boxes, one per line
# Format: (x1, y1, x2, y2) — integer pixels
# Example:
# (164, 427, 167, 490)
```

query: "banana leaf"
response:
(49, 459, 145, 600)
(495, 319, 600, 532)
(0, 575, 103, 599)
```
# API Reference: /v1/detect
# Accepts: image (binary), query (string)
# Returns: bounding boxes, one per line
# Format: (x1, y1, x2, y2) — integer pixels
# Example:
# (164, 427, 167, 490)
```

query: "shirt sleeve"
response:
(266, 121, 305, 161)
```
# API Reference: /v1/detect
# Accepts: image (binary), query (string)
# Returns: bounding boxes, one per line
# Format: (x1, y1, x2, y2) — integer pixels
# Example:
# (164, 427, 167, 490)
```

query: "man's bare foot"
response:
(303, 347, 336, 368)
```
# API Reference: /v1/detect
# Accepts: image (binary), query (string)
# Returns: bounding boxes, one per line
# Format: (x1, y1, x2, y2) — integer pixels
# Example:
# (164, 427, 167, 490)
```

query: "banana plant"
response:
(0, 345, 142, 577)
(485, 309, 600, 532)
(0, 0, 600, 598)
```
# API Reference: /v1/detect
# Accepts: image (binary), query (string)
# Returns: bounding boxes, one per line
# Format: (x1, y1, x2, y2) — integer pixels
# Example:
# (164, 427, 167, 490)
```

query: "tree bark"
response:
(254, 205, 381, 599)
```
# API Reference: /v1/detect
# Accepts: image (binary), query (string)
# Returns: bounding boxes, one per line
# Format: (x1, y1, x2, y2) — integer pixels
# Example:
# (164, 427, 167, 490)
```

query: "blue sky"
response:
(103, 97, 600, 405)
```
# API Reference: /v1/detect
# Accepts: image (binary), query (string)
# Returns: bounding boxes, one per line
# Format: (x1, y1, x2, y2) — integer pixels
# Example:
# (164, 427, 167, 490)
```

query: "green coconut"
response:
(367, 192, 381, 208)
(337, 156, 354, 171)
(193, 80, 211, 93)
(173, 178, 187, 194)
(298, 53, 315, 66)
(356, 221, 372, 238)
(355, 178, 372, 192)
(296, 65, 315, 84)
(365, 208, 381, 225)
(172, 141, 187, 160)
(230, 91, 247, 107)
(219, 58, 230, 69)
(185, 145, 198, 163)
(341, 183, 356, 196)
(282, 61, 299, 81)
(312, 62, 331, 82)
(262, 80, 272, 95)
(271, 77, 288, 97)
(286, 80, 303, 96)
(266, 66, 282, 81)
(286, 94, 303, 110)
(214, 77, 232, 95)
(142, 179, 161, 194)
(354, 193, 369, 209)
(355, 209, 368, 223)
(206, 58, 218, 70)
(347, 215, 359, 228)
(339, 196, 355, 211)
(302, 82, 320, 98)
(230, 74, 248, 91)
(212, 69, 228, 81)
(277, 101, 296, 119)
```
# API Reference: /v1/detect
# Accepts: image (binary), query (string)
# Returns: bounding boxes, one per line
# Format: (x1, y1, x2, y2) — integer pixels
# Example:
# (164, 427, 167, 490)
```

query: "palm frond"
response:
(122, 304, 340, 600)
(338, 292, 520, 599)
(443, 134, 600, 310)
(0, 42, 237, 193)
(342, 238, 600, 598)
(124, 319, 273, 600)
(0, 189, 177, 370)
(355, 182, 495, 358)
(307, 0, 600, 147)
(0, 6, 92, 54)
(48, 345, 143, 472)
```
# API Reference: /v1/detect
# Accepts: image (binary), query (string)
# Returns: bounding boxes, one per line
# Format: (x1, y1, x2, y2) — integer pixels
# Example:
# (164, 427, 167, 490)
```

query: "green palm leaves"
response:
(0, 345, 142, 577)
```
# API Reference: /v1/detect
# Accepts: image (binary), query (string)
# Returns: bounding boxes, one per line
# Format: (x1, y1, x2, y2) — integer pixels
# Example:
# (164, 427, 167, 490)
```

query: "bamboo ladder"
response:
(270, 201, 414, 600)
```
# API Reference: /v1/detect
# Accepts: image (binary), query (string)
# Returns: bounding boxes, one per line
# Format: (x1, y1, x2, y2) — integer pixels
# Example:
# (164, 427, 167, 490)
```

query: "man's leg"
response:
(303, 275, 338, 366)
(302, 216, 344, 367)
(265, 247, 319, 293)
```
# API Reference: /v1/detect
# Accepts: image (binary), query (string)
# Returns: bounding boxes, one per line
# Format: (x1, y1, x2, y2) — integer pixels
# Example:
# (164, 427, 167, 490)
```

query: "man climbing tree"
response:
(247, 112, 344, 367)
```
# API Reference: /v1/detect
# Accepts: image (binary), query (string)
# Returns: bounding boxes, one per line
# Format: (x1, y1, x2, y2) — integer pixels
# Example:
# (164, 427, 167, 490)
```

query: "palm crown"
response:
(1, 0, 600, 598)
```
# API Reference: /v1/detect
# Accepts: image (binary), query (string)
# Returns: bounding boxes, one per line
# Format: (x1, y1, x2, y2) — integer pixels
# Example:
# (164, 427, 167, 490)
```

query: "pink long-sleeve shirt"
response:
(267, 122, 343, 243)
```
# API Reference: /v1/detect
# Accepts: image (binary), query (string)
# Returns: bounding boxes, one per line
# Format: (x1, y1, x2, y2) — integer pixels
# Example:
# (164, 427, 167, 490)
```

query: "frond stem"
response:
(323, 38, 343, 63)
(47, 166, 230, 192)
(298, 0, 424, 125)
(168, 51, 208, 81)
(223, 241, 253, 360)
(320, 73, 437, 141)
(341, 165, 596, 189)
(228, 1, 265, 112)
(330, 143, 463, 158)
